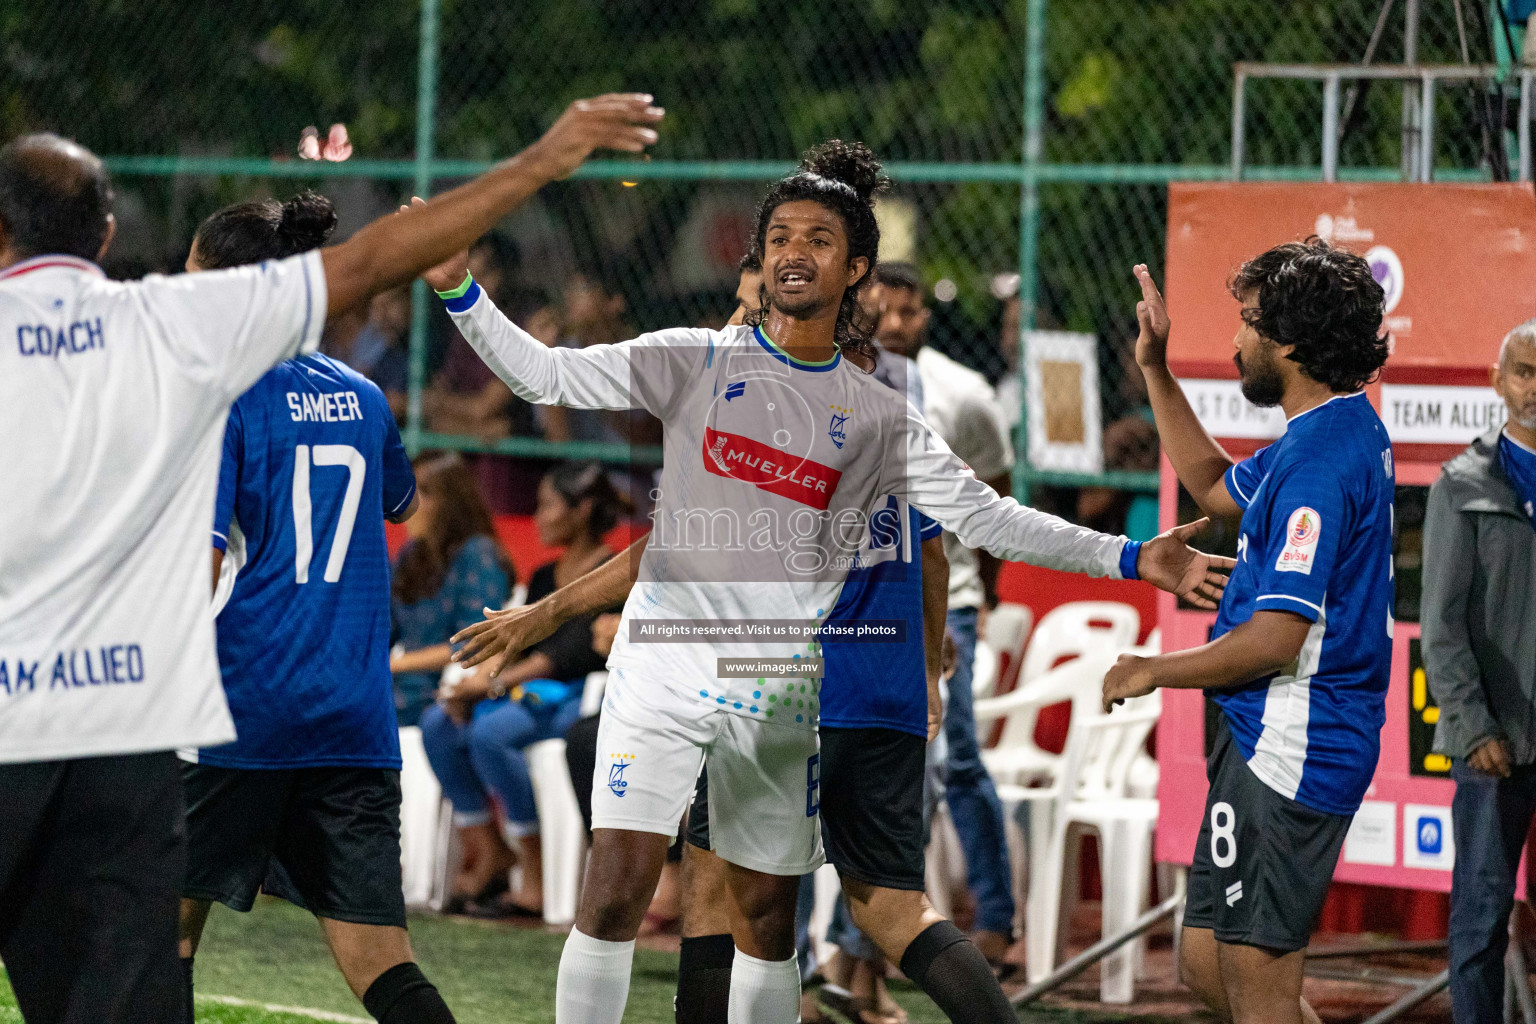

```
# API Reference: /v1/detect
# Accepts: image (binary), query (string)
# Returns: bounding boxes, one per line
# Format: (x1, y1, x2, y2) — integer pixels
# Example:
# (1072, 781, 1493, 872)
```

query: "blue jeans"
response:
(1449, 758, 1536, 1024)
(796, 872, 818, 981)
(419, 687, 584, 834)
(943, 606, 1016, 935)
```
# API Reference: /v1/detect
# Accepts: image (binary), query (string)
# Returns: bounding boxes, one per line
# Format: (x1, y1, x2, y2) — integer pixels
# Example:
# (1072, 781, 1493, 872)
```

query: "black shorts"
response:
(0, 752, 186, 1024)
(687, 725, 928, 890)
(182, 762, 406, 928)
(1182, 718, 1350, 952)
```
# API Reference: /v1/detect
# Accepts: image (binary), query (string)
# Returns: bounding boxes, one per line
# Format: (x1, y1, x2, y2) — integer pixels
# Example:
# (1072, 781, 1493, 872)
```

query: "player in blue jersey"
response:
(174, 195, 461, 1024)
(1102, 240, 1392, 1024)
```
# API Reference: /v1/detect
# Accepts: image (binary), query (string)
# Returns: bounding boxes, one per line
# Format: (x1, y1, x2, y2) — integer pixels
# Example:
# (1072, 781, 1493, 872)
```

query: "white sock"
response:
(728, 948, 800, 1024)
(556, 928, 635, 1024)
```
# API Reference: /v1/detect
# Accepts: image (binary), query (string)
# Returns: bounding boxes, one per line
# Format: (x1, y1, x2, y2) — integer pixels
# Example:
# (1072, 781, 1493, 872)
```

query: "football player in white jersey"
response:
(0, 95, 661, 1024)
(429, 141, 1232, 1024)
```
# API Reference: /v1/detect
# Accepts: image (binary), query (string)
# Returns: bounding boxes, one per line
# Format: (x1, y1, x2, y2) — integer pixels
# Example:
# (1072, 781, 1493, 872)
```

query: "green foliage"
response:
(0, 0, 1507, 425)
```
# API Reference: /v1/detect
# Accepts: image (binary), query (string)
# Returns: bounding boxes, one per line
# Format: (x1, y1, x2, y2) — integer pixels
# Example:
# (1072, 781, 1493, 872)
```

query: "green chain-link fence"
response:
(3, 0, 1521, 520)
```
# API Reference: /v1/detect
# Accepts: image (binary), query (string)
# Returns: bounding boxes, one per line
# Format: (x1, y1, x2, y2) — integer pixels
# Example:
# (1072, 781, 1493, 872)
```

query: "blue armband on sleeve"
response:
(1118, 539, 1142, 581)
(435, 272, 480, 313)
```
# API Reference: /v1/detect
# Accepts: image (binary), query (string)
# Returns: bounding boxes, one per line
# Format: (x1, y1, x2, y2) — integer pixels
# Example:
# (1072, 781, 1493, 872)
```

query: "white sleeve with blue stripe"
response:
(890, 403, 1128, 578)
(444, 280, 700, 419)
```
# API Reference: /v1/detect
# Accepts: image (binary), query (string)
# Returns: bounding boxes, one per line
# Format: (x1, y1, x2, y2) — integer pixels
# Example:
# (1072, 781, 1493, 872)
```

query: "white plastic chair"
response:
(526, 737, 583, 925)
(528, 670, 609, 926)
(980, 652, 1124, 941)
(971, 602, 1033, 701)
(977, 602, 1140, 789)
(1025, 687, 1162, 1002)
(807, 862, 843, 970)
(398, 725, 452, 908)
(1126, 629, 1162, 800)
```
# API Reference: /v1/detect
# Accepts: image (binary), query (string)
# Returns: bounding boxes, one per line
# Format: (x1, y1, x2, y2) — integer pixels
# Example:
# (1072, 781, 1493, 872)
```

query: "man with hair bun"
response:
(442, 139, 1233, 1024)
(1425, 319, 1536, 1023)
(1106, 241, 1393, 1024)
(177, 193, 467, 1024)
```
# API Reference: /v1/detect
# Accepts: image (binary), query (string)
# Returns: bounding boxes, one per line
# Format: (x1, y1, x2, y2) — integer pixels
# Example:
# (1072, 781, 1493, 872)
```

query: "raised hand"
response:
(1132, 263, 1171, 370)
(1136, 517, 1234, 610)
(522, 93, 665, 182)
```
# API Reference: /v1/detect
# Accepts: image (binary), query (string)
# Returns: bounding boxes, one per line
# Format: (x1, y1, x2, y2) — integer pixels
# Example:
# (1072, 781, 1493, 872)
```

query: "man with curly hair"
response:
(1101, 240, 1393, 1024)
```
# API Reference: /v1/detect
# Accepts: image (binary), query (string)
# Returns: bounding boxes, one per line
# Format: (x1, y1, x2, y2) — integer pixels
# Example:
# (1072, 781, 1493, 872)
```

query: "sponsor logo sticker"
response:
(1276, 506, 1320, 574)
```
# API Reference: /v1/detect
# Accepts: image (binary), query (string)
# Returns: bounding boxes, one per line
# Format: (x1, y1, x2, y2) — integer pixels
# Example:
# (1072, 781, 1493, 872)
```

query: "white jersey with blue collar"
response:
(443, 281, 1133, 731)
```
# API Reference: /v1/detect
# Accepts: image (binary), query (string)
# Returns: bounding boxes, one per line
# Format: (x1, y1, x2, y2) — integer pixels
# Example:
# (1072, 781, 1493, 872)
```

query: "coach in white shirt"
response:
(0, 95, 661, 1024)
(868, 261, 1020, 965)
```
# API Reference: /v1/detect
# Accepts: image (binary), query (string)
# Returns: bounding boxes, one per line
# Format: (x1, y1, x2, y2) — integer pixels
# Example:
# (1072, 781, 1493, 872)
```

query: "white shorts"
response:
(591, 667, 823, 876)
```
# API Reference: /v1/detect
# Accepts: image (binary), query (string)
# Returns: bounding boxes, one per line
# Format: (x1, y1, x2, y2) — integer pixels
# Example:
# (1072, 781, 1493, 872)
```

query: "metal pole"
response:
(1420, 75, 1435, 181)
(1014, 0, 1047, 505)
(1012, 879, 1186, 1005)
(1402, 0, 1421, 179)
(1359, 970, 1449, 1024)
(1520, 71, 1532, 182)
(1322, 72, 1341, 181)
(1231, 70, 1248, 180)
(405, 0, 441, 457)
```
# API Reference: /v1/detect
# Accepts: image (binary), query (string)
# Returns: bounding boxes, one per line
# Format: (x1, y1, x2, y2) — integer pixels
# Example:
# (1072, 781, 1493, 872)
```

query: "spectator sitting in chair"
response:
(419, 462, 626, 918)
(389, 451, 516, 908)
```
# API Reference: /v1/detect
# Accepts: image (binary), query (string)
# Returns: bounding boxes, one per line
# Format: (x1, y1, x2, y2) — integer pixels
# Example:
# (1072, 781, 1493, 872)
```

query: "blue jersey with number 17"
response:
(1211, 391, 1394, 816)
(200, 354, 416, 769)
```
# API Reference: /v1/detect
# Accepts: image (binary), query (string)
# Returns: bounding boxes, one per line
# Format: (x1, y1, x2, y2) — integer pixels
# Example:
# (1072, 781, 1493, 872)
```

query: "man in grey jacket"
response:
(1425, 319, 1536, 1024)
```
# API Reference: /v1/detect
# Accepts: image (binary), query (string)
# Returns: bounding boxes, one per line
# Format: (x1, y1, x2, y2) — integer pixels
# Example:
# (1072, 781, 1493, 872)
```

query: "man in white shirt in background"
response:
(870, 261, 1020, 968)
(0, 95, 662, 1024)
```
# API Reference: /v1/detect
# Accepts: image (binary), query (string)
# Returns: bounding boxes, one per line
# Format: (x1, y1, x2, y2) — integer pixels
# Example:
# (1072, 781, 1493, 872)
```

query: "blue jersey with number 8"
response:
(1211, 392, 1394, 816)
(199, 354, 416, 768)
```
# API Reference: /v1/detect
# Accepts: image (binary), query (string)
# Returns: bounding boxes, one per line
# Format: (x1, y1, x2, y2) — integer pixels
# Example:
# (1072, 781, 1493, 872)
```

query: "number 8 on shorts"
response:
(1210, 801, 1236, 868)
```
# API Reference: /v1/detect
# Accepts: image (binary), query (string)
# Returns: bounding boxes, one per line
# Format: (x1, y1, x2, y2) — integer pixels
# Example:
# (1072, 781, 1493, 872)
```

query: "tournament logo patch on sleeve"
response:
(1276, 506, 1320, 574)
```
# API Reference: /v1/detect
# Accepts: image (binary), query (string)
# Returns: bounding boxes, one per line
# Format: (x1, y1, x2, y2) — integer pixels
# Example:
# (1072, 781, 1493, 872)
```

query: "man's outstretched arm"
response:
(320, 95, 663, 315)
(451, 533, 650, 675)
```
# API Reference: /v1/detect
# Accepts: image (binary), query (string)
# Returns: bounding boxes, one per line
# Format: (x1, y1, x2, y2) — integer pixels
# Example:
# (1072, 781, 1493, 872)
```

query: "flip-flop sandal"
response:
(819, 985, 906, 1024)
(464, 895, 542, 920)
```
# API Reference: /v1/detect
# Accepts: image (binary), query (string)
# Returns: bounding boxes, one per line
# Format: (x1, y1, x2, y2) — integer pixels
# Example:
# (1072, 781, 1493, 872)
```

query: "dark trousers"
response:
(0, 751, 186, 1024)
(1449, 759, 1536, 1024)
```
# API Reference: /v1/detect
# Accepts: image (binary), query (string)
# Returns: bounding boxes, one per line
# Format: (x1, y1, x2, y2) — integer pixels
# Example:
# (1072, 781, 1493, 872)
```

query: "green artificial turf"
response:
(0, 897, 1193, 1023)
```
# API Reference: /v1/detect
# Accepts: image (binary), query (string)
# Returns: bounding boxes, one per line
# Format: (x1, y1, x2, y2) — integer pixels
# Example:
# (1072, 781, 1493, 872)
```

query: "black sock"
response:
(674, 933, 735, 1024)
(182, 957, 195, 1024)
(362, 962, 456, 1024)
(899, 921, 1018, 1024)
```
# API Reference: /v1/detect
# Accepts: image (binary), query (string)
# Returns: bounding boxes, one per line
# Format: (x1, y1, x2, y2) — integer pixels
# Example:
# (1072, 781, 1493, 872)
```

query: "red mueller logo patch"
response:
(702, 427, 842, 510)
